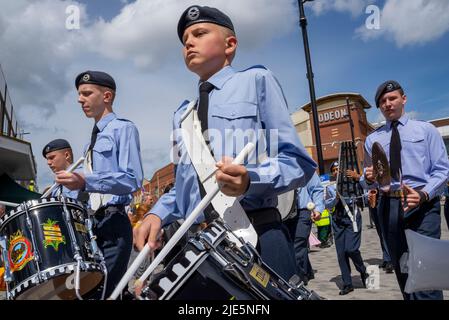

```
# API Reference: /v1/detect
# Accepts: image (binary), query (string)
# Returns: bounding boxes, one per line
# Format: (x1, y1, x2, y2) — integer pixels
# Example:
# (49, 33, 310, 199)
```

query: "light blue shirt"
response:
(364, 114, 449, 199)
(151, 65, 317, 226)
(324, 183, 337, 209)
(297, 172, 324, 213)
(51, 185, 79, 199)
(83, 112, 144, 208)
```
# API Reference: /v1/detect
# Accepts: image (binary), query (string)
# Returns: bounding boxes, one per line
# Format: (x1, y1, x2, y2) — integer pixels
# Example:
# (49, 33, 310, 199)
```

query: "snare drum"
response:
(141, 220, 321, 300)
(0, 198, 106, 300)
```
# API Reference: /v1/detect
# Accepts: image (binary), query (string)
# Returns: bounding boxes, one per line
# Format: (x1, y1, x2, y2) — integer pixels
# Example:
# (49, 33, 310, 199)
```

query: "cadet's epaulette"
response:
(175, 99, 191, 113)
(240, 65, 267, 72)
(116, 117, 132, 123)
(374, 124, 386, 132)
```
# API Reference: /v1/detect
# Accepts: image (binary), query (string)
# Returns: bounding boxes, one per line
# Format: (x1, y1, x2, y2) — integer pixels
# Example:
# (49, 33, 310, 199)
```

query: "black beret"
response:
(42, 139, 72, 158)
(330, 161, 339, 171)
(177, 5, 234, 43)
(374, 80, 403, 108)
(75, 70, 116, 91)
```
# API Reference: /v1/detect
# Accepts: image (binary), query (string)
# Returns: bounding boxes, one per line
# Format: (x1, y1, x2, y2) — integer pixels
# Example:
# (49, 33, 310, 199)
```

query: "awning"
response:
(0, 173, 41, 210)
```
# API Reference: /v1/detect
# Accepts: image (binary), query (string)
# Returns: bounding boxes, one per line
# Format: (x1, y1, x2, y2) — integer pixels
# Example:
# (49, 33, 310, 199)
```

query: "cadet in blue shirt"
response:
(135, 5, 317, 281)
(56, 71, 144, 298)
(42, 139, 80, 199)
(325, 162, 368, 295)
(364, 80, 449, 300)
(284, 172, 323, 285)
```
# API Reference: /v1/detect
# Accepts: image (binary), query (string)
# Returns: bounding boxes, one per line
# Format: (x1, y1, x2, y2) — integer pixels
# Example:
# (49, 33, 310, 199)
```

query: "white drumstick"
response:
(108, 142, 255, 300)
(0, 200, 19, 207)
(306, 202, 316, 211)
(41, 156, 85, 199)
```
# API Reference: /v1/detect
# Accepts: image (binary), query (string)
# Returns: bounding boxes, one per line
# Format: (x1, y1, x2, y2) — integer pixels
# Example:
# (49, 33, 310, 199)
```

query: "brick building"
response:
(292, 93, 375, 174)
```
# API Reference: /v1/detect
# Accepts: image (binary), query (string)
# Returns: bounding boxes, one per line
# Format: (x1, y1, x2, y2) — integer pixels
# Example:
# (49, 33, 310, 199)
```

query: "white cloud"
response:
(0, 0, 86, 116)
(85, 0, 297, 70)
(309, 0, 370, 17)
(0, 0, 300, 190)
(356, 0, 449, 47)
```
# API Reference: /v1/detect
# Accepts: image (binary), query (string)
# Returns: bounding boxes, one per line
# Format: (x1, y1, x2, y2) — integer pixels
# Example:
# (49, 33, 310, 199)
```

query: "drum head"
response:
(16, 270, 103, 300)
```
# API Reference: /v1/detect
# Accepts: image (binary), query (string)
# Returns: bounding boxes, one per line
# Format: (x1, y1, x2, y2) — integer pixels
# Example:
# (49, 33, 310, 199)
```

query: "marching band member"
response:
(42, 139, 80, 199)
(284, 172, 323, 285)
(134, 5, 317, 281)
(56, 71, 144, 298)
(326, 162, 368, 295)
(364, 80, 449, 300)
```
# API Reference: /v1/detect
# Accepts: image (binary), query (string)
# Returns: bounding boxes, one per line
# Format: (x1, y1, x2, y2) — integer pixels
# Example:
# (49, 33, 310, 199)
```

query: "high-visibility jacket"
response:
(314, 207, 334, 227)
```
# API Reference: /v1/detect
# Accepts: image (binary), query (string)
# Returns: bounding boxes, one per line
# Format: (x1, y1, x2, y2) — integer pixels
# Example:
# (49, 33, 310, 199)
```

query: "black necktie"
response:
(196, 81, 218, 223)
(197, 81, 215, 140)
(88, 125, 100, 168)
(390, 120, 402, 181)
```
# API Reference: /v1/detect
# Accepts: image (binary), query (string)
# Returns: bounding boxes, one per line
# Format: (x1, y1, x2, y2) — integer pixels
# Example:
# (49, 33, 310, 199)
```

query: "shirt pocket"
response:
(92, 138, 114, 170)
(210, 102, 259, 157)
(212, 102, 258, 119)
(402, 136, 426, 162)
(211, 102, 258, 128)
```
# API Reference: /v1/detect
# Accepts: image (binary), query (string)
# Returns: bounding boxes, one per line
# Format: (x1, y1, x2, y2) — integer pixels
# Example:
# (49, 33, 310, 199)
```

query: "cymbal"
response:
(372, 142, 391, 192)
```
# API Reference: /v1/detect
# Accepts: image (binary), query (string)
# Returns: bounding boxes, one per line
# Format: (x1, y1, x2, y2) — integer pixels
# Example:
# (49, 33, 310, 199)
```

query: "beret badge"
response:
(187, 7, 200, 21)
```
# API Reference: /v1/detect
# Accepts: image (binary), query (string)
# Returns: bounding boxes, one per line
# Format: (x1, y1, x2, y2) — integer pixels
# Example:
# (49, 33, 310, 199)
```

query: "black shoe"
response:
(301, 276, 309, 286)
(339, 285, 354, 295)
(360, 272, 370, 288)
(379, 261, 387, 269)
(319, 239, 332, 248)
(385, 263, 394, 273)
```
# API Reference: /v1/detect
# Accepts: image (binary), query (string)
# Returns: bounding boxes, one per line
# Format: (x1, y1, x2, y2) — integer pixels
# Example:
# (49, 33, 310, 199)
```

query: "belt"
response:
(245, 207, 281, 228)
(379, 189, 404, 198)
(94, 204, 126, 216)
(379, 186, 424, 198)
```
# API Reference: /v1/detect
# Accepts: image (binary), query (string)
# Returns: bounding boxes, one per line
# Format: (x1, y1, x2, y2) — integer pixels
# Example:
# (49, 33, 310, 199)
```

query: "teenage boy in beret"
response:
(56, 70, 144, 298)
(135, 5, 317, 281)
(364, 80, 449, 300)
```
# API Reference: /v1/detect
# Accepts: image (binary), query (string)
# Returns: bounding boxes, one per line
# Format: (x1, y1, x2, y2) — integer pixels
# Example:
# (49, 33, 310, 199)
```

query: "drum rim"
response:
(7, 261, 104, 299)
(0, 197, 85, 228)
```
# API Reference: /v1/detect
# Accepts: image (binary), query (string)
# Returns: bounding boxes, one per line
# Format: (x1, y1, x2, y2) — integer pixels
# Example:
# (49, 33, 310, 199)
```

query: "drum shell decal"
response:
(8, 231, 34, 272)
(42, 219, 66, 251)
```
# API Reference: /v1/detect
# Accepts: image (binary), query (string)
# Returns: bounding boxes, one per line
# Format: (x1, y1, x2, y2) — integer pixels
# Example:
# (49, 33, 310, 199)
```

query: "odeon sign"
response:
(318, 108, 349, 123)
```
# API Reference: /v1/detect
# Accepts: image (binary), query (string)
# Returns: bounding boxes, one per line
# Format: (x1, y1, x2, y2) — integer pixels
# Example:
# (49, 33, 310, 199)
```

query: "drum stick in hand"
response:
(109, 142, 255, 300)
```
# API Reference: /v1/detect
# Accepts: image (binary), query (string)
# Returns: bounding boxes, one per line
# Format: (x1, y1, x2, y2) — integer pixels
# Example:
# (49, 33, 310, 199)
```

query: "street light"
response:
(297, 0, 325, 174)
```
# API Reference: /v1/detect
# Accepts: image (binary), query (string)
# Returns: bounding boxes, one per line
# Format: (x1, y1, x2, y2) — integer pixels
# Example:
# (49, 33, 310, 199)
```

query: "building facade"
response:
(292, 93, 375, 174)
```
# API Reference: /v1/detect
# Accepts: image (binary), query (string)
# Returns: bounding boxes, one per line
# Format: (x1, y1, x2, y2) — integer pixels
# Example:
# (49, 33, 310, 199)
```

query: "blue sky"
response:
(1, 0, 448, 190)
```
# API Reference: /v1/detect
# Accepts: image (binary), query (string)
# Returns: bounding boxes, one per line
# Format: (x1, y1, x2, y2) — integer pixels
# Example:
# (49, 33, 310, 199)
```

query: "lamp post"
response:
(345, 97, 355, 145)
(298, 0, 324, 174)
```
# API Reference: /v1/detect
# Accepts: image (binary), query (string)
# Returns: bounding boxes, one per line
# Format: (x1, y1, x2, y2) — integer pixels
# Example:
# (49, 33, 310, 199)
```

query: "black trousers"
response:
(377, 196, 443, 300)
(284, 209, 314, 280)
(89, 205, 133, 299)
(369, 206, 391, 263)
(331, 205, 366, 287)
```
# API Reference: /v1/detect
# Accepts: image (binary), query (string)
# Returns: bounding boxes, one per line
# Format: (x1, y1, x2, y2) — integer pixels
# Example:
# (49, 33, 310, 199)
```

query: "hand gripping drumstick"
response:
(41, 157, 85, 199)
(108, 142, 256, 300)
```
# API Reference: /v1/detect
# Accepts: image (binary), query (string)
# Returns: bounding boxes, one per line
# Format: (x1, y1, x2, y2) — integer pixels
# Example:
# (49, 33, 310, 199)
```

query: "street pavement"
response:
(306, 203, 449, 300)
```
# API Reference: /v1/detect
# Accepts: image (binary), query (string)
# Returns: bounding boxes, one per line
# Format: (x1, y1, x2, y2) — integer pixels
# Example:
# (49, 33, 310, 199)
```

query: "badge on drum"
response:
(8, 231, 34, 272)
(42, 219, 66, 251)
(249, 264, 270, 288)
